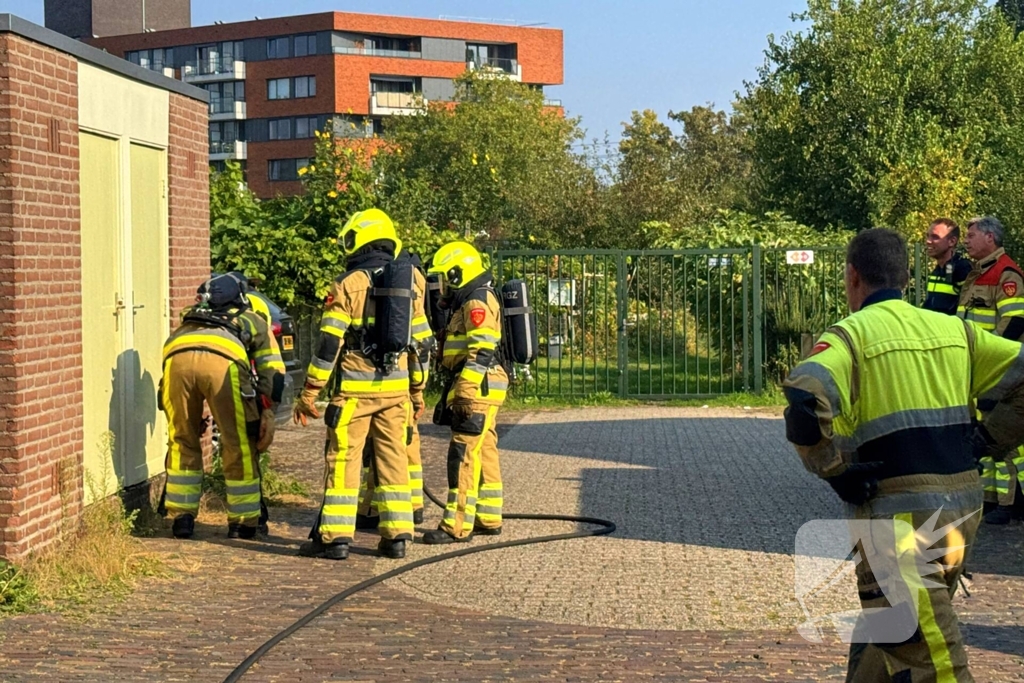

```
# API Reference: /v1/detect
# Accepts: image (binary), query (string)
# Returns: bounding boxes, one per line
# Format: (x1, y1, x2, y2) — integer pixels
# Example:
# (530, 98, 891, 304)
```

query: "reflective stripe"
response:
(226, 481, 261, 496)
(894, 513, 957, 683)
(166, 472, 203, 486)
(980, 457, 998, 492)
(461, 366, 486, 385)
(866, 487, 982, 517)
(341, 378, 410, 393)
(324, 494, 359, 507)
(164, 332, 247, 364)
(311, 356, 334, 372)
(832, 406, 971, 452)
(256, 356, 286, 372)
(476, 505, 502, 516)
(307, 363, 333, 383)
(343, 369, 409, 382)
(468, 331, 501, 344)
(997, 301, 1024, 316)
(165, 469, 203, 508)
(320, 311, 351, 337)
(230, 364, 256, 480)
(787, 362, 842, 417)
(927, 282, 956, 295)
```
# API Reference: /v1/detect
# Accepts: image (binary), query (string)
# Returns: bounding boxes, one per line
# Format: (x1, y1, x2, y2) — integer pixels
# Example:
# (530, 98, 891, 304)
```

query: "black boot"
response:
(227, 523, 257, 540)
(355, 514, 380, 530)
(473, 523, 502, 537)
(378, 538, 407, 559)
(421, 528, 470, 545)
(172, 514, 195, 539)
(258, 501, 270, 537)
(298, 537, 349, 560)
(984, 506, 1013, 525)
(413, 509, 424, 525)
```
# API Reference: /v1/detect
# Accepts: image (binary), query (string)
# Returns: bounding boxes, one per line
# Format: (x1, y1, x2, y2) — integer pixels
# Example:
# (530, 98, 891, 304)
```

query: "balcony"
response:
(182, 57, 246, 83)
(467, 57, 522, 81)
(370, 91, 427, 116)
(334, 46, 422, 59)
(210, 99, 247, 121)
(209, 140, 247, 160)
(544, 98, 563, 107)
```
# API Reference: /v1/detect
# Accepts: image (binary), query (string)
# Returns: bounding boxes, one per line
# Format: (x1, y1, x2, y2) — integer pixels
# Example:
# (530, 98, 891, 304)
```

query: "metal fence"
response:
(293, 246, 930, 400)
(491, 245, 929, 399)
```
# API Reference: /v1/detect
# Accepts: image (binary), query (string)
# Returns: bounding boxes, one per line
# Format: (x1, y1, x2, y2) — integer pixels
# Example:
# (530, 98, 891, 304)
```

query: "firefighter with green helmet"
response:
(293, 208, 425, 561)
(783, 228, 1024, 682)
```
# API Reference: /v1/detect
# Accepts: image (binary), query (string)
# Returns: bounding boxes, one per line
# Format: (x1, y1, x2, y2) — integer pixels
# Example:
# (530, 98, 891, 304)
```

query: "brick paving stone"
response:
(0, 406, 1021, 682)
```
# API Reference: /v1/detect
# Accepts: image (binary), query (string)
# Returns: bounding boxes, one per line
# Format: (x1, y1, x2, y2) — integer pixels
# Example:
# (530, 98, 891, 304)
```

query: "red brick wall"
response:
(168, 93, 211, 322)
(246, 56, 337, 120)
(247, 138, 316, 199)
(0, 35, 83, 562)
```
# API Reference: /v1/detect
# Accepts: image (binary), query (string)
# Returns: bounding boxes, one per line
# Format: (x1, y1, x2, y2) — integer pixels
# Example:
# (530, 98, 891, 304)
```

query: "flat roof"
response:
(0, 14, 208, 103)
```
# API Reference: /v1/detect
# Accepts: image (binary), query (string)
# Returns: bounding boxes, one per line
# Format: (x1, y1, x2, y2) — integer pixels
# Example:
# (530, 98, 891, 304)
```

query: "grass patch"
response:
(500, 388, 785, 412)
(204, 451, 311, 506)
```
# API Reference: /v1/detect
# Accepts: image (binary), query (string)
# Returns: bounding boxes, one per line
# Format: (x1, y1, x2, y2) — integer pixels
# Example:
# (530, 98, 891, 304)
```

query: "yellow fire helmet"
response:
(339, 208, 402, 256)
(428, 241, 487, 289)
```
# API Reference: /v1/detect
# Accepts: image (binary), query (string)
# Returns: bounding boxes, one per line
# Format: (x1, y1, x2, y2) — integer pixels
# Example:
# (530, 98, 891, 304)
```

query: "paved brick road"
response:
(0, 406, 1022, 682)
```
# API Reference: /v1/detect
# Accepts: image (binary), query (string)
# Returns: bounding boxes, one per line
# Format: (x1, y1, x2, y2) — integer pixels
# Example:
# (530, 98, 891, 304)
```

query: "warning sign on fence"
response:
(786, 250, 815, 265)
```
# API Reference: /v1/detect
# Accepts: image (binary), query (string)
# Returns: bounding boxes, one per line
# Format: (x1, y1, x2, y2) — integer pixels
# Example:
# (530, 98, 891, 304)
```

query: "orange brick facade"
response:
(0, 34, 84, 562)
(0, 28, 209, 562)
(92, 12, 563, 199)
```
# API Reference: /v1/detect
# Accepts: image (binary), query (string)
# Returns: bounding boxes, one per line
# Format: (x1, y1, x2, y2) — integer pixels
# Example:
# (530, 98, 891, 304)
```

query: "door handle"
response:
(133, 304, 145, 314)
(114, 294, 126, 330)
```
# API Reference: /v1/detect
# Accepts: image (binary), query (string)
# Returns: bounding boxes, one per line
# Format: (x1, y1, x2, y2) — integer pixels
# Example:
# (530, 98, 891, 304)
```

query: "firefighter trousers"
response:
(315, 394, 413, 544)
(358, 400, 424, 518)
(979, 448, 1024, 507)
(162, 350, 262, 526)
(441, 400, 503, 540)
(846, 472, 982, 683)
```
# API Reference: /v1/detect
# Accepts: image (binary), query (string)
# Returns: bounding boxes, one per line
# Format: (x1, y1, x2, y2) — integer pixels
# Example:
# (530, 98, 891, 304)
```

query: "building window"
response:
(371, 78, 417, 93)
(268, 157, 310, 182)
(206, 81, 245, 114)
(294, 116, 320, 139)
(268, 78, 291, 100)
(127, 48, 171, 71)
(210, 121, 245, 154)
(372, 118, 385, 136)
(294, 76, 316, 99)
(367, 36, 420, 53)
(268, 118, 293, 140)
(267, 37, 290, 59)
(294, 34, 317, 57)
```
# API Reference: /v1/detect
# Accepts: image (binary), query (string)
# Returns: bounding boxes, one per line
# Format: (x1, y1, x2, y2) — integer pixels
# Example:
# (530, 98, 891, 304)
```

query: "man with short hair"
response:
(958, 216, 1024, 524)
(783, 227, 1024, 682)
(922, 218, 971, 315)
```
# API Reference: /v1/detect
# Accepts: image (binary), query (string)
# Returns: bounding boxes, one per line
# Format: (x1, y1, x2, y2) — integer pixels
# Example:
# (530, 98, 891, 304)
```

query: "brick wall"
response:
(0, 35, 83, 561)
(167, 93, 210, 322)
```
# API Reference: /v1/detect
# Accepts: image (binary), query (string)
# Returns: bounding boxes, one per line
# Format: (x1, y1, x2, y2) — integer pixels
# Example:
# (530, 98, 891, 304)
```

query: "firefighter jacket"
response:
(957, 248, 1024, 339)
(162, 307, 286, 404)
(305, 262, 429, 398)
(441, 276, 509, 405)
(782, 289, 1024, 482)
(922, 252, 972, 316)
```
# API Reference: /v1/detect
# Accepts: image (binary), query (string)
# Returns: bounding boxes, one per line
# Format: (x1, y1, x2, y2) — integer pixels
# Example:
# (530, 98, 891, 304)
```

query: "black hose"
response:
(222, 485, 616, 682)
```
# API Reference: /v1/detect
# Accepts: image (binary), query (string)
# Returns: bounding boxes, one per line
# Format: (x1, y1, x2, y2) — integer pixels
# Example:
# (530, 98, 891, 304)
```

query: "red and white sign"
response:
(1004, 281, 1018, 298)
(786, 250, 815, 265)
(469, 308, 486, 327)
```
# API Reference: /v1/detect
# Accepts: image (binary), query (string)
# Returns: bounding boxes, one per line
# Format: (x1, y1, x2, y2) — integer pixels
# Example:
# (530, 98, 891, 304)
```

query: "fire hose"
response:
(222, 485, 616, 682)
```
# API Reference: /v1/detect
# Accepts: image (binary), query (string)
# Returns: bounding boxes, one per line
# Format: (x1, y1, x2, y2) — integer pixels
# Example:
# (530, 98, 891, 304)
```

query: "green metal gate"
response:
(492, 246, 926, 398)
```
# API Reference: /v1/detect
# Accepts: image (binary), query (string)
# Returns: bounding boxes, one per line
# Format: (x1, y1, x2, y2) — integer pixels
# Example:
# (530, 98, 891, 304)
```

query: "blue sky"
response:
(5, 0, 808, 143)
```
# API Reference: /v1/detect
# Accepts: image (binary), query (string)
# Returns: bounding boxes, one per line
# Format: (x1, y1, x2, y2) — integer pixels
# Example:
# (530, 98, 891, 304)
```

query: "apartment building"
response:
(89, 12, 564, 197)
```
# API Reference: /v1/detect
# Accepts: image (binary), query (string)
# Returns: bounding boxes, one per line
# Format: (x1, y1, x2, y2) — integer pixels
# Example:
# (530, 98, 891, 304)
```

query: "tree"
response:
(998, 0, 1024, 35)
(743, 0, 1024, 240)
(375, 71, 602, 248)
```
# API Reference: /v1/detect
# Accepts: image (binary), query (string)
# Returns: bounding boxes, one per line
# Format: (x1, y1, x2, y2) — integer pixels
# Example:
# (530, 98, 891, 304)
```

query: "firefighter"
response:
(421, 241, 508, 544)
(293, 208, 422, 560)
(922, 218, 972, 315)
(783, 228, 1024, 683)
(958, 215, 1024, 525)
(356, 251, 435, 529)
(160, 273, 286, 540)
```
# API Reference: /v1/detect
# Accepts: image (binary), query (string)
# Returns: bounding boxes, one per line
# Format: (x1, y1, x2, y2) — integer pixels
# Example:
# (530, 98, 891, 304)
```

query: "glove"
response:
(971, 424, 996, 464)
(824, 462, 884, 506)
(256, 410, 276, 452)
(451, 400, 473, 423)
(411, 395, 426, 422)
(292, 384, 321, 426)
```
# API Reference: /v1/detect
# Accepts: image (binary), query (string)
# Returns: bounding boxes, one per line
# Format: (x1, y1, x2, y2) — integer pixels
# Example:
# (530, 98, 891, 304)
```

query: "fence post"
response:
(752, 245, 763, 394)
(616, 251, 628, 398)
(742, 260, 750, 392)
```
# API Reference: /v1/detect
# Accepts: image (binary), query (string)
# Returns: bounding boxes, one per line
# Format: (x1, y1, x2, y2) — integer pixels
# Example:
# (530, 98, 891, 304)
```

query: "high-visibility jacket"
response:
(922, 252, 971, 316)
(441, 280, 509, 405)
(409, 267, 434, 401)
(162, 307, 286, 404)
(957, 248, 1024, 338)
(305, 264, 430, 398)
(783, 289, 1024, 481)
